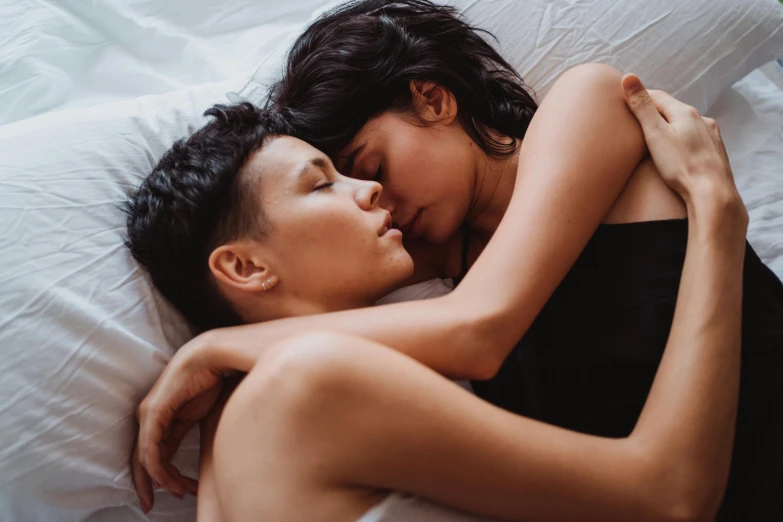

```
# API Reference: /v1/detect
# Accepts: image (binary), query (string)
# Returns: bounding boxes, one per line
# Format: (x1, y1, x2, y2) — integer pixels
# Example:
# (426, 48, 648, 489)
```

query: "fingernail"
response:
(624, 74, 642, 92)
(153, 480, 160, 489)
(140, 499, 150, 514)
(174, 490, 185, 500)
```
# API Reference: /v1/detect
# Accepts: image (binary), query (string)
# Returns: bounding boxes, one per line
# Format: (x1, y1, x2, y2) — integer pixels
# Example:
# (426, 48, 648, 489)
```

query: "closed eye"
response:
(372, 161, 383, 182)
(314, 182, 334, 191)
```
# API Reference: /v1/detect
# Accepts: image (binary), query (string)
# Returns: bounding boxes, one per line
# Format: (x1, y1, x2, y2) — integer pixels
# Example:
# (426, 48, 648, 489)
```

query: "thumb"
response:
(622, 74, 663, 135)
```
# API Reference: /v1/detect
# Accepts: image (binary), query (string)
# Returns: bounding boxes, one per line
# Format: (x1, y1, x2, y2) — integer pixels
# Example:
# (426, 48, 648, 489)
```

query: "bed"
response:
(0, 1, 781, 520)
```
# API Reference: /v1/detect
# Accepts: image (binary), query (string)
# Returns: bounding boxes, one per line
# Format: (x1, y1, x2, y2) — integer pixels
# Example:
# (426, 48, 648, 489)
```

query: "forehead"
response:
(244, 135, 321, 190)
(335, 116, 390, 171)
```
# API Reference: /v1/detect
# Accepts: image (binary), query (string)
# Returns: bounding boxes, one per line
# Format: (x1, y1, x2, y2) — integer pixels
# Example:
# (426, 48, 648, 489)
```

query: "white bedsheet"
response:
(0, 0, 324, 125)
(708, 68, 783, 277)
(0, 1, 781, 521)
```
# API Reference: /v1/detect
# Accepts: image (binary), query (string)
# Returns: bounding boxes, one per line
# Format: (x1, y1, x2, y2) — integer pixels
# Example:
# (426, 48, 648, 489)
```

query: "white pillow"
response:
(0, 81, 457, 521)
(1, 2, 781, 521)
(0, 83, 237, 521)
(240, 0, 783, 114)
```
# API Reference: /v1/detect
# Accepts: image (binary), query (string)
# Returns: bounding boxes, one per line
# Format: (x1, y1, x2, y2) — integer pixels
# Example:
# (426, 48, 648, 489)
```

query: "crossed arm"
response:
(200, 64, 649, 380)
(136, 65, 747, 521)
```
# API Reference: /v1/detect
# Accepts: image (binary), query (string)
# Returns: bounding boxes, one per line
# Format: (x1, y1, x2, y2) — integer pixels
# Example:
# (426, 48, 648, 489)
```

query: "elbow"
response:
(633, 447, 725, 522)
(447, 296, 511, 381)
(634, 477, 723, 522)
(467, 354, 504, 381)
(655, 497, 720, 522)
(663, 484, 724, 522)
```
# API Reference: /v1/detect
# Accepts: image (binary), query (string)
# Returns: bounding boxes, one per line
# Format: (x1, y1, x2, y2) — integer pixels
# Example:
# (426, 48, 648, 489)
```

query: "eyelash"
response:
(314, 182, 334, 191)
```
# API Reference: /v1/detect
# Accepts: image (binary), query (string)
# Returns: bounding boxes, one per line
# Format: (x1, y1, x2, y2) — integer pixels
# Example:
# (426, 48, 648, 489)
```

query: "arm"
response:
(372, 77, 748, 522)
(136, 74, 746, 510)
(204, 64, 643, 380)
(312, 193, 745, 521)
(196, 406, 223, 522)
(295, 83, 749, 518)
(197, 377, 242, 522)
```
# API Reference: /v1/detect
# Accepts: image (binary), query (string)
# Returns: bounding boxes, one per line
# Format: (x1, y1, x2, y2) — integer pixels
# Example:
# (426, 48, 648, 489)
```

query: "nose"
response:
(355, 179, 382, 210)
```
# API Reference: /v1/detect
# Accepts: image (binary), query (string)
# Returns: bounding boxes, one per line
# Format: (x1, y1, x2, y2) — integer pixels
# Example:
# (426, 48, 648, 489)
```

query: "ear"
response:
(208, 242, 270, 294)
(409, 80, 458, 125)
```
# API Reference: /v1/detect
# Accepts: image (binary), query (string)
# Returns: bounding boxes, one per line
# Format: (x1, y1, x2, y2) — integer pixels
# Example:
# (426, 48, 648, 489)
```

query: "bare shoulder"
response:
(557, 62, 623, 82)
(547, 64, 687, 223)
(547, 63, 624, 101)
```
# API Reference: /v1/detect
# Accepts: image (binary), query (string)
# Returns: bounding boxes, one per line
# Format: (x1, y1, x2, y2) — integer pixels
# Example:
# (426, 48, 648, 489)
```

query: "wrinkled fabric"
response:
(0, 1, 781, 521)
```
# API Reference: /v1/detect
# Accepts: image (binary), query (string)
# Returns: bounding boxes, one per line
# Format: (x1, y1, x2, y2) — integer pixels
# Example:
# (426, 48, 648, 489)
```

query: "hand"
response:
(131, 335, 224, 513)
(621, 74, 743, 219)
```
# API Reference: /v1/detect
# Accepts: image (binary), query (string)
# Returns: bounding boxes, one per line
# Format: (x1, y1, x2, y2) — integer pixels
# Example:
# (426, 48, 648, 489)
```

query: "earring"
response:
(261, 274, 279, 292)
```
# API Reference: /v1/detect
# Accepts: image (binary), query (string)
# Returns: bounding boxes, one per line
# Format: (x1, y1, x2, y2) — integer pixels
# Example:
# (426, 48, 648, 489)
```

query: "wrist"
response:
(687, 187, 748, 245)
(191, 330, 229, 373)
(195, 327, 256, 374)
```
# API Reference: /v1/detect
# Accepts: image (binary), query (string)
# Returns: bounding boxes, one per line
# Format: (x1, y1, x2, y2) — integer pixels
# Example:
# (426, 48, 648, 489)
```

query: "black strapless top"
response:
(467, 219, 783, 521)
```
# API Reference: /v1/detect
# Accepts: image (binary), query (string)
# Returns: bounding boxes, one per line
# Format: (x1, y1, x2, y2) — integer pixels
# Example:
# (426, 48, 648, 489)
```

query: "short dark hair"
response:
(266, 0, 538, 159)
(123, 103, 291, 332)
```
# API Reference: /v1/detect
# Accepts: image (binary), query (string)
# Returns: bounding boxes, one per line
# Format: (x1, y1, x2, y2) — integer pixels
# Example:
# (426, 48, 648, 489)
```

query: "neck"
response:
(240, 291, 376, 323)
(466, 145, 520, 240)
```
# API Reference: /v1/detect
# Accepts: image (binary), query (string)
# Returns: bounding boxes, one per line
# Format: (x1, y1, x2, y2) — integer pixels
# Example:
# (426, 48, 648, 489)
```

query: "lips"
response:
(378, 211, 393, 236)
(398, 209, 422, 235)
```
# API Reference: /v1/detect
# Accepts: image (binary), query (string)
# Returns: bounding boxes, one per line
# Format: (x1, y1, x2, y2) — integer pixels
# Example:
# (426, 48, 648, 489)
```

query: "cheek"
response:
(405, 130, 471, 189)
(386, 141, 453, 200)
(277, 207, 375, 267)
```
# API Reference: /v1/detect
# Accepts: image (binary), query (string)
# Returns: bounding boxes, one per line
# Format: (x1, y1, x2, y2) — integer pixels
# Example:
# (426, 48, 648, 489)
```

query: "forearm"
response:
(631, 196, 747, 516)
(206, 296, 491, 379)
(204, 64, 644, 380)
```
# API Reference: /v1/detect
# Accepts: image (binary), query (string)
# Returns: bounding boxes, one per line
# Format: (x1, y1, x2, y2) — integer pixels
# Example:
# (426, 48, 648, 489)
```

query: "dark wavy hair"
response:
(123, 103, 291, 332)
(266, 0, 537, 159)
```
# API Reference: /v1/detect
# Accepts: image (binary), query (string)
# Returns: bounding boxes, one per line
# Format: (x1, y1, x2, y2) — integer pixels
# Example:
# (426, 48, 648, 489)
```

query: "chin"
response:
(398, 251, 416, 278)
(382, 253, 416, 289)
(427, 219, 460, 245)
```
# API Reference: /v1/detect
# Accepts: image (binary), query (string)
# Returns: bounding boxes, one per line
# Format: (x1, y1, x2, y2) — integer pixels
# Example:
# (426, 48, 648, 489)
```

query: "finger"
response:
(179, 473, 199, 497)
(161, 420, 192, 461)
(163, 462, 190, 499)
(621, 74, 665, 136)
(137, 401, 183, 498)
(648, 89, 701, 122)
(161, 422, 199, 496)
(130, 439, 155, 514)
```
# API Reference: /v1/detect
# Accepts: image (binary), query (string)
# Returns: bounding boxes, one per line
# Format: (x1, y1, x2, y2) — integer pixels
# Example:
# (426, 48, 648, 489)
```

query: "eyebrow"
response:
(297, 156, 330, 181)
(341, 144, 365, 176)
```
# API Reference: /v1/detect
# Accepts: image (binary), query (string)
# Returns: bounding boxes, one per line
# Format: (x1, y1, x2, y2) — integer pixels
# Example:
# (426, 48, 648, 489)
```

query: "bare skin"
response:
(132, 69, 747, 522)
